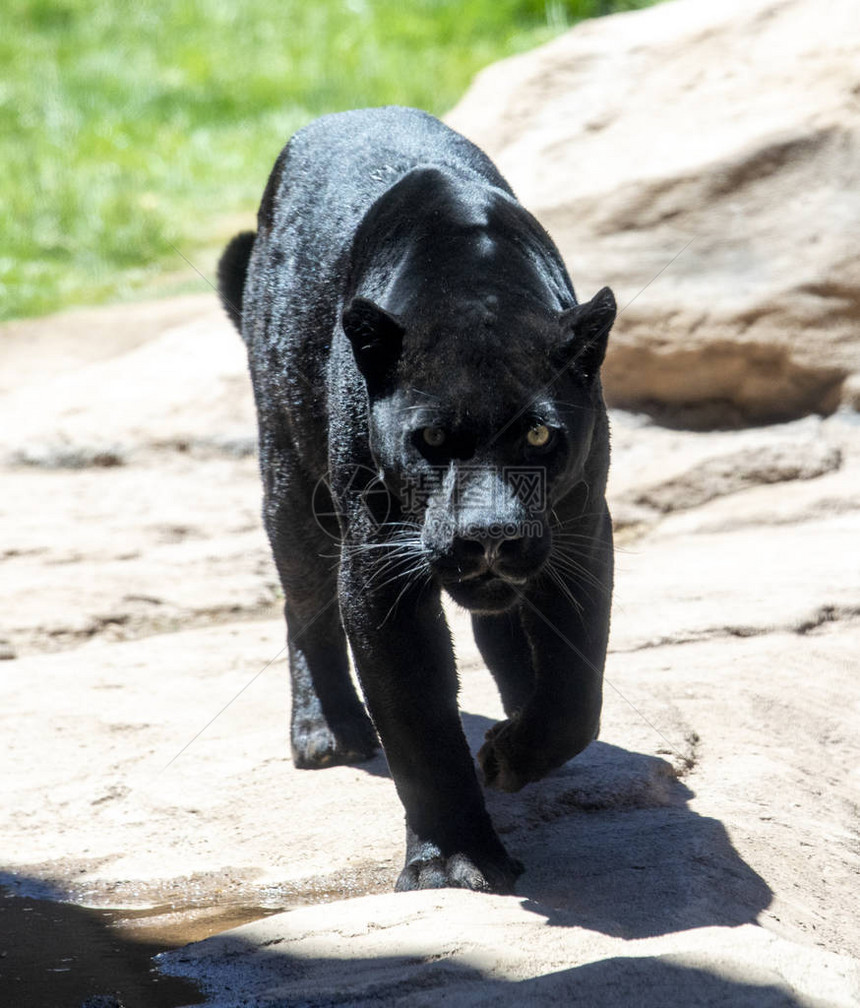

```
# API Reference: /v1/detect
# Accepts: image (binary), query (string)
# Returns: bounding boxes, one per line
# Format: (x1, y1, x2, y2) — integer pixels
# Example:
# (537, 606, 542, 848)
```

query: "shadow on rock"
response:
(347, 749, 391, 779)
(462, 714, 772, 939)
(475, 957, 809, 1008)
(158, 940, 810, 1008)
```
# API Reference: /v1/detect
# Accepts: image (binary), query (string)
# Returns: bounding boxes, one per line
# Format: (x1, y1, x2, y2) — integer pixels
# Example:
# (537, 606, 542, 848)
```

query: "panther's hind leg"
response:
(471, 608, 535, 718)
(263, 458, 378, 769)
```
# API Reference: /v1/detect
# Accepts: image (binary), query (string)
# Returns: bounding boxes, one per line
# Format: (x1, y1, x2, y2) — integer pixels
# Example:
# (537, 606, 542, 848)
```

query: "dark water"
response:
(0, 885, 282, 1008)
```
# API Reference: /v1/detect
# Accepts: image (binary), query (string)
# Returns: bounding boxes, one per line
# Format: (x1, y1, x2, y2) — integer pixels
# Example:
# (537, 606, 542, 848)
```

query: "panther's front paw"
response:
(477, 718, 549, 793)
(291, 711, 379, 769)
(395, 844, 523, 895)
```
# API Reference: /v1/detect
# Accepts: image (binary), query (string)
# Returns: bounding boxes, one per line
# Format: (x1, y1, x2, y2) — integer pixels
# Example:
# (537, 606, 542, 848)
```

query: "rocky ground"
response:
(0, 292, 858, 1007)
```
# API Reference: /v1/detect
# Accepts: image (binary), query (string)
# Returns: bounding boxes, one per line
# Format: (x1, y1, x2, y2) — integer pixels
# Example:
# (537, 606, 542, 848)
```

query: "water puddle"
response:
(0, 865, 392, 1006)
(0, 887, 199, 1007)
(0, 887, 288, 1007)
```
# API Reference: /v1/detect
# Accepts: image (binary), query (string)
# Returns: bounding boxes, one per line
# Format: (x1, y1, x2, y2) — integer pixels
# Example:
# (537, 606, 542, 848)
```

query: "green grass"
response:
(2, 0, 656, 321)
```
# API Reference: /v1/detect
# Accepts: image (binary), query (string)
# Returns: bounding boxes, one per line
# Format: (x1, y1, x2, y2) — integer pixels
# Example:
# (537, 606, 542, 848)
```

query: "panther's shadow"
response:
(459, 712, 772, 939)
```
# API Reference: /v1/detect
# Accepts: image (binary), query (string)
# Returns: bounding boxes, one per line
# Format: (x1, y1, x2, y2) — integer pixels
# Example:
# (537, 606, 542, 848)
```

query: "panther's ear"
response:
(342, 297, 404, 391)
(557, 287, 616, 380)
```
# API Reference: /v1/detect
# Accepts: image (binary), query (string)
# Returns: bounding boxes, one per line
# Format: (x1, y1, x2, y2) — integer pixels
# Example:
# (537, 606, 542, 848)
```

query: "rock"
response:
(631, 440, 842, 514)
(606, 410, 860, 534)
(0, 294, 213, 396)
(156, 892, 860, 1008)
(446, 0, 860, 427)
(0, 294, 255, 464)
(624, 422, 844, 514)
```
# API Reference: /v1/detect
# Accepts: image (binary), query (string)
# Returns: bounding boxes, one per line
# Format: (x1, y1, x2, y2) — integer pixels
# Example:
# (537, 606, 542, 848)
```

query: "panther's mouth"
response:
(461, 569, 528, 587)
(441, 569, 527, 614)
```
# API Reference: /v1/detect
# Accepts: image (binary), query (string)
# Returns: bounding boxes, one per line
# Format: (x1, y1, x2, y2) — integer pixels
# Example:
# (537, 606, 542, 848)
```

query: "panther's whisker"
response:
(547, 548, 610, 597)
(407, 387, 442, 402)
(362, 540, 431, 594)
(378, 565, 433, 629)
(541, 562, 586, 622)
(550, 538, 615, 566)
(549, 508, 608, 527)
(344, 539, 420, 554)
(365, 551, 425, 592)
(371, 557, 427, 593)
(551, 531, 607, 547)
(546, 567, 598, 611)
(547, 400, 594, 412)
(397, 404, 438, 414)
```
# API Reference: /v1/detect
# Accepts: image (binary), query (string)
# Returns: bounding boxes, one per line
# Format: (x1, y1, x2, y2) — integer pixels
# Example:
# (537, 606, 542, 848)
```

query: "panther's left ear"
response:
(342, 297, 404, 392)
(557, 286, 616, 380)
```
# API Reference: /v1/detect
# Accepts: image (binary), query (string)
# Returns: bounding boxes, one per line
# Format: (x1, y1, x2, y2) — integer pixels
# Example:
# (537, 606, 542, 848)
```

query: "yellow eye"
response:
(526, 424, 551, 448)
(422, 426, 446, 447)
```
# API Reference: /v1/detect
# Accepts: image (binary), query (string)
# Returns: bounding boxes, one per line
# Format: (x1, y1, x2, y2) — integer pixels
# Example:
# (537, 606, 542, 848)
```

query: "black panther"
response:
(218, 107, 616, 894)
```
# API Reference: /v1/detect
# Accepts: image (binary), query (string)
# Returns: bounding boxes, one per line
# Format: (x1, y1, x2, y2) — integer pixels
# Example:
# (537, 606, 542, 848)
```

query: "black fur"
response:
(218, 107, 616, 894)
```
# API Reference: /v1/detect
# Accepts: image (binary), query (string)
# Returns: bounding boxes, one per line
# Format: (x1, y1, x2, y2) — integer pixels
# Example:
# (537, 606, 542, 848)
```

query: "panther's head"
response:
(341, 284, 615, 614)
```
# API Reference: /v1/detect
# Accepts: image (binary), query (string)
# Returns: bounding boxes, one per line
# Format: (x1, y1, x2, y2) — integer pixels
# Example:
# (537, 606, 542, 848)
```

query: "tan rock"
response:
(2, 291, 860, 1005)
(446, 0, 860, 426)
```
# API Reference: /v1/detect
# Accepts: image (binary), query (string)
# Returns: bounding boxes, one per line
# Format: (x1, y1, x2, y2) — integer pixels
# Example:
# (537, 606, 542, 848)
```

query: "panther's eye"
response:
(526, 424, 551, 448)
(422, 426, 446, 448)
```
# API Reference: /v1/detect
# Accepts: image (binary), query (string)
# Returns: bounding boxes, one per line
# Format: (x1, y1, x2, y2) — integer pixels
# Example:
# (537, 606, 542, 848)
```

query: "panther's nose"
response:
(455, 529, 527, 578)
(481, 535, 524, 566)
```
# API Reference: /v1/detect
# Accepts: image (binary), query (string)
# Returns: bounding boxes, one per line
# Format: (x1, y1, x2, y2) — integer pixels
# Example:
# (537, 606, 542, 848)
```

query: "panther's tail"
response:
(217, 230, 256, 334)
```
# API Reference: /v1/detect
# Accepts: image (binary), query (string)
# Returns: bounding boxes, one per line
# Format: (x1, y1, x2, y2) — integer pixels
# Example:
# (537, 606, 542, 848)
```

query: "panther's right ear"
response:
(342, 297, 404, 391)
